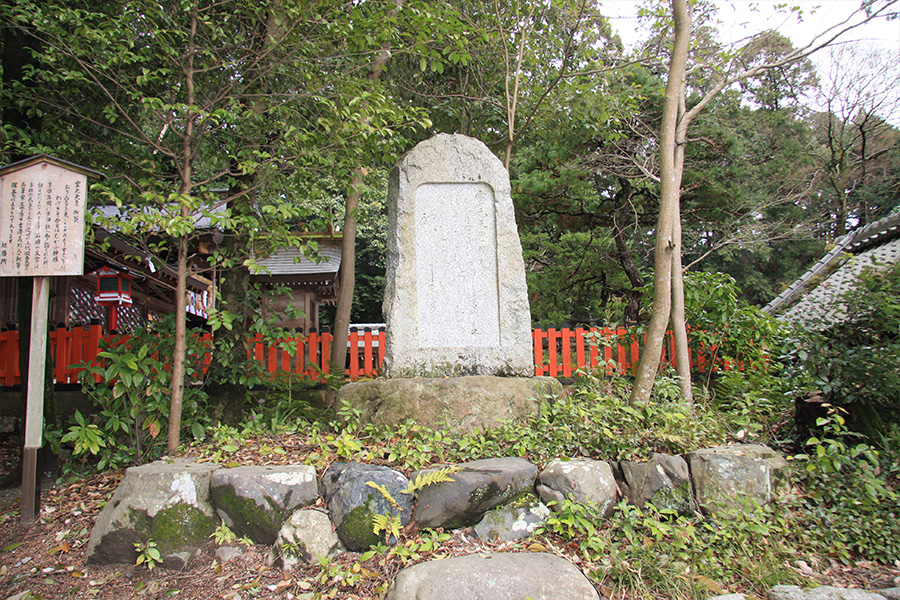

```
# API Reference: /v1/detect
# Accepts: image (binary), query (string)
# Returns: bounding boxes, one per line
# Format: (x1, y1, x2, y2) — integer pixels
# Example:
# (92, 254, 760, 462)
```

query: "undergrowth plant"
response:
(62, 316, 212, 471)
(792, 406, 900, 563)
(328, 373, 747, 469)
(134, 540, 162, 571)
(538, 498, 801, 598)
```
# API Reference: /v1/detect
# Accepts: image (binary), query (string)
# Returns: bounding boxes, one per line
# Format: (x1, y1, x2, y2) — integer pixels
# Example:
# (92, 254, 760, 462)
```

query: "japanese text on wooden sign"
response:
(0, 159, 87, 277)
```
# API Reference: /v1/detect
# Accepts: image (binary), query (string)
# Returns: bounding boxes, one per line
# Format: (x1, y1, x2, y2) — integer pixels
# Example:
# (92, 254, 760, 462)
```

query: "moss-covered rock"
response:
(85, 460, 219, 568)
(322, 462, 413, 552)
(336, 376, 562, 432)
(150, 503, 217, 554)
(210, 465, 318, 545)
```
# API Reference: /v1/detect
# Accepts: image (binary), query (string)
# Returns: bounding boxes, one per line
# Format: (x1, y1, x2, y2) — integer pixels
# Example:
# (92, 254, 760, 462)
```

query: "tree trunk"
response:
(670, 203, 693, 402)
(629, 0, 691, 406)
(168, 234, 189, 452)
(167, 5, 197, 451)
(327, 6, 401, 403)
(328, 170, 362, 386)
(610, 179, 644, 325)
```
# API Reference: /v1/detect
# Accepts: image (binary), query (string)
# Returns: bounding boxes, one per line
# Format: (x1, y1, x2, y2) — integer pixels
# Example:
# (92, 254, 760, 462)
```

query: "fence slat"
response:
(0, 329, 17, 386)
(532, 328, 544, 376)
(363, 329, 374, 377)
(575, 327, 586, 374)
(560, 325, 572, 377)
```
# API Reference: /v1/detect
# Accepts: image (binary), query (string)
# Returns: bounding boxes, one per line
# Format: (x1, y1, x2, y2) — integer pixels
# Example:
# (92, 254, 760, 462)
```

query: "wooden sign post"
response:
(0, 155, 101, 524)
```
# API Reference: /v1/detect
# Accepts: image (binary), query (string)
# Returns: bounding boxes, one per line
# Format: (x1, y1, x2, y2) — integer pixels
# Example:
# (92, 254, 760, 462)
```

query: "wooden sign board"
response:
(0, 155, 97, 278)
(0, 155, 101, 524)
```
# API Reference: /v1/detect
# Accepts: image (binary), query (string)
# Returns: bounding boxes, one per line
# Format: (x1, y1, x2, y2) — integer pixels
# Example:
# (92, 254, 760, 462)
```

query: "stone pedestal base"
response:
(336, 376, 562, 432)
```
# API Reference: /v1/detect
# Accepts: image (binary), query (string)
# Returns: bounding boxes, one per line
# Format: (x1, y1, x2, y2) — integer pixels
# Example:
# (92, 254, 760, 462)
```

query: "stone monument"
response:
(337, 134, 560, 431)
(382, 133, 533, 378)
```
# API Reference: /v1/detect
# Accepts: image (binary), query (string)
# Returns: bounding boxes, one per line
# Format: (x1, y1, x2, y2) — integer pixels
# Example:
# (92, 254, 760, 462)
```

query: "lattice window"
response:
(68, 284, 104, 326)
(68, 282, 147, 332)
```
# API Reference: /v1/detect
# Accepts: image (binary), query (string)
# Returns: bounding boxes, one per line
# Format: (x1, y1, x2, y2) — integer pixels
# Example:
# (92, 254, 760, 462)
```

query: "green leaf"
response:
(1, 542, 24, 552)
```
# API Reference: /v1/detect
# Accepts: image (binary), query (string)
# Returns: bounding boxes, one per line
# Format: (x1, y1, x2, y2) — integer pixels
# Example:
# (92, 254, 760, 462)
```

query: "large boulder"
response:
(686, 444, 788, 514)
(322, 462, 414, 551)
(536, 459, 618, 517)
(386, 552, 600, 600)
(210, 465, 318, 544)
(269, 508, 344, 570)
(413, 457, 538, 529)
(618, 453, 695, 515)
(85, 460, 218, 569)
(336, 376, 562, 432)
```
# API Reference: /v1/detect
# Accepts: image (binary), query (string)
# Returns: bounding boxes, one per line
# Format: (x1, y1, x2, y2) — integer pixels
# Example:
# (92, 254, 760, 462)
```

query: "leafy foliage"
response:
(401, 467, 458, 496)
(682, 271, 785, 373)
(63, 316, 212, 471)
(792, 406, 900, 563)
(781, 262, 900, 440)
(134, 541, 161, 571)
(539, 498, 802, 598)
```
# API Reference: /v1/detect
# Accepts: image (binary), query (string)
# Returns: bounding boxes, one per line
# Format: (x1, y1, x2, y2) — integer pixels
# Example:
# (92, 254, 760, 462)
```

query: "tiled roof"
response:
(256, 245, 341, 276)
(764, 212, 900, 327)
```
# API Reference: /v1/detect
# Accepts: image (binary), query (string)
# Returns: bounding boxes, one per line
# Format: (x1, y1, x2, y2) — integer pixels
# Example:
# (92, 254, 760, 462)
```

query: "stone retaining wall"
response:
(86, 443, 788, 570)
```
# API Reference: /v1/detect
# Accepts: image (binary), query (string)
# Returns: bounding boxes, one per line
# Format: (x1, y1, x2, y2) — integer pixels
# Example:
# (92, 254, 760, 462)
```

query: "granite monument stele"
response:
(338, 134, 560, 431)
(383, 133, 533, 377)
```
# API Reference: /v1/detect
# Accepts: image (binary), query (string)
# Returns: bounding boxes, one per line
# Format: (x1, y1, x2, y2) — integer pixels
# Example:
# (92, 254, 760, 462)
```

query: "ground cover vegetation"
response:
(1, 344, 899, 599)
(2, 0, 900, 597)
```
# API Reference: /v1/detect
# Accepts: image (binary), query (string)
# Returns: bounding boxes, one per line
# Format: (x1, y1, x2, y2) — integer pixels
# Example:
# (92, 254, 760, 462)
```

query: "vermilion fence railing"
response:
(0, 324, 724, 387)
(530, 324, 725, 378)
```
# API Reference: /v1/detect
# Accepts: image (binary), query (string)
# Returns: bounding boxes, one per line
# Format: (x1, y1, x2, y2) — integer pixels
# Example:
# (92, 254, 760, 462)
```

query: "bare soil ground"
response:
(0, 434, 897, 600)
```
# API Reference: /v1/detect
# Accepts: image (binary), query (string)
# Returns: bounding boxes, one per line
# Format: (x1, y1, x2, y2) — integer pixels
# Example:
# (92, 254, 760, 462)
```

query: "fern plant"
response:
(402, 466, 458, 495)
(371, 513, 402, 541)
(364, 466, 459, 545)
(365, 481, 401, 510)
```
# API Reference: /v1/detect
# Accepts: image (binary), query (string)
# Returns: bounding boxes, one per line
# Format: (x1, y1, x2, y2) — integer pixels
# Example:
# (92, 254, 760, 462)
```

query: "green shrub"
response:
(792, 406, 900, 563)
(781, 262, 900, 441)
(64, 316, 212, 470)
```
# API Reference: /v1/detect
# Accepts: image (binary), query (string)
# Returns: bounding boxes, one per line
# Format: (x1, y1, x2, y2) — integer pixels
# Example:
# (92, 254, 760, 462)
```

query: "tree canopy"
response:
(2, 0, 899, 414)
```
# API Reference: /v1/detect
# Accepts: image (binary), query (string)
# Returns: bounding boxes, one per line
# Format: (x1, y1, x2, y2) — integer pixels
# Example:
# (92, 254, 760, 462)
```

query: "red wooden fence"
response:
(0, 324, 723, 387)
(531, 324, 724, 378)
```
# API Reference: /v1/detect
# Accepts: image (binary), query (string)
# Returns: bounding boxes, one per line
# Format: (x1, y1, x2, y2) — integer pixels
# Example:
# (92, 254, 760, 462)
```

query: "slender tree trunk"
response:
(328, 169, 362, 384)
(327, 4, 401, 401)
(501, 4, 534, 170)
(629, 0, 691, 406)
(168, 234, 189, 451)
(670, 202, 693, 402)
(167, 5, 197, 451)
